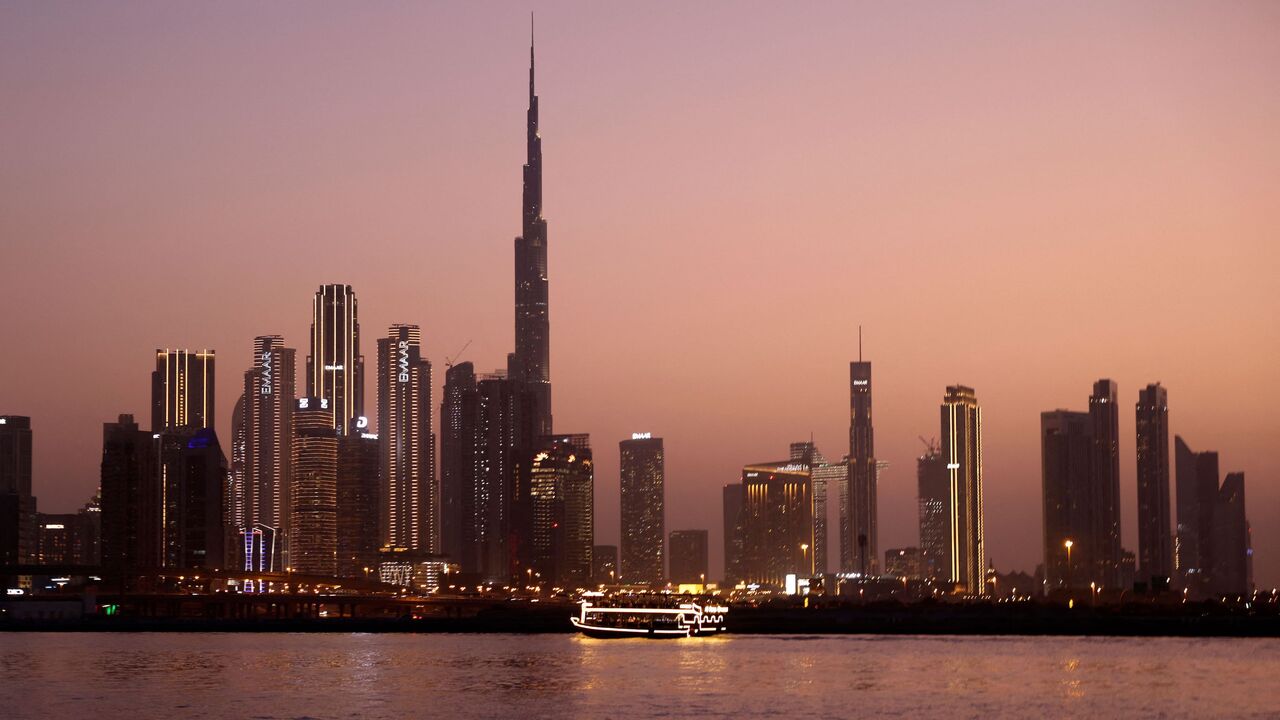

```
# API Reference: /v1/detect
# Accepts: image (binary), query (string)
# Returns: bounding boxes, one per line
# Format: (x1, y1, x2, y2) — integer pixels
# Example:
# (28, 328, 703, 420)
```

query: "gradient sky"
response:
(2, 2, 1277, 585)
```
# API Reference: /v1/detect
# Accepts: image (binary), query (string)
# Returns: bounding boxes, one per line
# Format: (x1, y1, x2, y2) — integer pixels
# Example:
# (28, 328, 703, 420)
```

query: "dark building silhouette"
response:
(741, 459, 813, 588)
(1089, 379, 1123, 587)
(1213, 473, 1250, 596)
(1040, 410, 1094, 590)
(241, 336, 295, 570)
(291, 398, 338, 575)
(1135, 383, 1172, 585)
(620, 434, 664, 583)
(592, 544, 618, 583)
(377, 324, 435, 553)
(164, 428, 227, 570)
(307, 284, 364, 436)
(848, 354, 878, 575)
(0, 415, 37, 565)
(668, 530, 709, 584)
(884, 547, 928, 579)
(338, 429, 380, 579)
(722, 483, 744, 585)
(942, 385, 985, 594)
(528, 434, 593, 586)
(151, 349, 215, 432)
(439, 361, 475, 564)
(100, 415, 161, 581)
(1175, 435, 1217, 593)
(916, 442, 948, 581)
(509, 28, 552, 442)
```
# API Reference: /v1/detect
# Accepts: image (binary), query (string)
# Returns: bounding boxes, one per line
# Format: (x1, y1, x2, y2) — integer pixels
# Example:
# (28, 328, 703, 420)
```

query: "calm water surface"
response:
(2, 633, 1277, 718)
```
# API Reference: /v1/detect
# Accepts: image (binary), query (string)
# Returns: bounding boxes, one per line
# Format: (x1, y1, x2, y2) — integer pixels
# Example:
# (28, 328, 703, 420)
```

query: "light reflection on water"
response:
(2, 633, 1277, 719)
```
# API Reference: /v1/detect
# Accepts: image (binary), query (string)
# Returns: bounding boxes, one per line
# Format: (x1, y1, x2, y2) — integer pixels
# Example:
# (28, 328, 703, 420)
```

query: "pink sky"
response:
(2, 2, 1277, 584)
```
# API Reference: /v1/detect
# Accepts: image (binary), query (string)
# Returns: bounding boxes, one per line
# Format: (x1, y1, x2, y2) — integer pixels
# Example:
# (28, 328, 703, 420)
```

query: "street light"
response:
(1064, 539, 1074, 588)
(800, 543, 810, 573)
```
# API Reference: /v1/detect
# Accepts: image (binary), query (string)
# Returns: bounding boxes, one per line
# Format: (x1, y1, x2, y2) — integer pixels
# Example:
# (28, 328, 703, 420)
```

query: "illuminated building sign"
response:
(43, 524, 65, 530)
(631, 432, 652, 440)
(297, 398, 330, 410)
(324, 364, 344, 371)
(360, 433, 379, 440)
(853, 380, 869, 386)
(261, 351, 273, 395)
(774, 464, 807, 473)
(398, 340, 410, 383)
(356, 416, 369, 429)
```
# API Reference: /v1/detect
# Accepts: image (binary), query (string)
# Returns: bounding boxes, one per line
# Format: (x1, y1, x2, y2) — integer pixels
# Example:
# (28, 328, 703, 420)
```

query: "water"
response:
(1, 633, 1276, 718)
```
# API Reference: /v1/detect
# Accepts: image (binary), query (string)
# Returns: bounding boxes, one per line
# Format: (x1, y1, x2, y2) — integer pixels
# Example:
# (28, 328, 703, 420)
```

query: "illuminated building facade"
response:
(1089, 379, 1123, 587)
(884, 547, 928, 579)
(229, 394, 246, 533)
(439, 361, 475, 565)
(377, 324, 435, 553)
(917, 443, 949, 581)
(668, 530, 709, 584)
(151, 348, 215, 431)
(791, 442, 842, 574)
(620, 434, 664, 583)
(338, 426, 380, 578)
(0, 415, 37, 564)
(848, 358, 878, 575)
(741, 460, 813, 587)
(529, 434, 593, 586)
(242, 336, 295, 570)
(941, 385, 985, 594)
(307, 284, 364, 436)
(592, 544, 618, 582)
(291, 398, 338, 575)
(1135, 383, 1173, 584)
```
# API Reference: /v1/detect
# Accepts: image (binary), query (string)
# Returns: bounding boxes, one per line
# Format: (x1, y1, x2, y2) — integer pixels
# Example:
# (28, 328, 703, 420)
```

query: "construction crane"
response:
(445, 339, 472, 369)
(918, 436, 938, 455)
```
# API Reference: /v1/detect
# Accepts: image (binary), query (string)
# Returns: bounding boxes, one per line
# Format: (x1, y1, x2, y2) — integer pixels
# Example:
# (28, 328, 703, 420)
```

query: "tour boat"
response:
(570, 597, 728, 638)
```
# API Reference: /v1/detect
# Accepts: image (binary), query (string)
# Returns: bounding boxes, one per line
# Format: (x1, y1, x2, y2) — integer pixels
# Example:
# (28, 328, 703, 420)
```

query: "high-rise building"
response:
(592, 544, 618, 583)
(151, 349, 215, 432)
(307, 284, 364, 436)
(1212, 472, 1250, 596)
(722, 483, 744, 585)
(242, 336, 295, 570)
(884, 547, 928, 579)
(439, 362, 476, 565)
(619, 434, 664, 583)
(164, 428, 227, 570)
(377, 324, 435, 553)
(1089, 379, 1122, 587)
(668, 530, 709, 584)
(941, 385, 985, 594)
(1174, 435, 1217, 593)
(848, 356, 878, 575)
(790, 442, 841, 574)
(528, 434, 593, 586)
(100, 415, 161, 582)
(917, 441, 949, 581)
(0, 415, 37, 565)
(337, 426, 380, 579)
(741, 459, 813, 587)
(1040, 410, 1094, 589)
(291, 398, 338, 576)
(1135, 383, 1172, 585)
(510, 27, 552, 442)
(229, 394, 247, 533)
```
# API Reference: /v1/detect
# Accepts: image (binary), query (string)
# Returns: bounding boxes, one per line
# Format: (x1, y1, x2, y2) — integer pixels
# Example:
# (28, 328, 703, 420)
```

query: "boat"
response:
(570, 596, 728, 638)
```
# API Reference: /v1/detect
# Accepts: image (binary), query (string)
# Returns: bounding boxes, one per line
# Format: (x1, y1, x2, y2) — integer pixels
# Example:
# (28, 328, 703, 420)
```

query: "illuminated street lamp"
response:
(1063, 539, 1074, 588)
(800, 543, 810, 573)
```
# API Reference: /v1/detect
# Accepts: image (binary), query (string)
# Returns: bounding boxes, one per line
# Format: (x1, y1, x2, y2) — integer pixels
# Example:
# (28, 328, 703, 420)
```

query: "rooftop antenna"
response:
(859, 325, 863, 362)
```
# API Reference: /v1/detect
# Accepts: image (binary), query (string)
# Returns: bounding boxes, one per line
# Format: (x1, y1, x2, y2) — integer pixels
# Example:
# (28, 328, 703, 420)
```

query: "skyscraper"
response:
(100, 415, 161, 583)
(1135, 383, 1172, 584)
(848, 354, 878, 575)
(1174, 435, 1216, 592)
(151, 348, 215, 431)
(466, 373, 516, 579)
(307, 284, 364, 436)
(242, 336, 295, 570)
(722, 483, 744, 585)
(1212, 472, 1250, 596)
(228, 394, 246, 533)
(439, 361, 476, 564)
(619, 434, 664, 583)
(510, 26, 552, 441)
(165, 428, 227, 570)
(377, 324, 435, 553)
(791, 441, 842, 574)
(0, 415, 37, 565)
(1040, 410, 1093, 589)
(592, 544, 618, 583)
(668, 530, 709, 584)
(528, 433, 593, 586)
(291, 397, 338, 576)
(1089, 379, 1122, 587)
(916, 441, 949, 581)
(337, 428, 380, 579)
(741, 459, 813, 587)
(942, 385, 985, 594)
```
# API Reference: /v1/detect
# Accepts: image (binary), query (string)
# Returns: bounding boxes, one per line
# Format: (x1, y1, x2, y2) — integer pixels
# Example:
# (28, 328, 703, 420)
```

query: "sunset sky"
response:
(2, 2, 1277, 585)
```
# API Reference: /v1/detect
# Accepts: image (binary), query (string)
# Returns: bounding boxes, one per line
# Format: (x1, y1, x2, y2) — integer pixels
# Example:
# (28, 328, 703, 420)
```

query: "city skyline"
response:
(1, 3, 1277, 586)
